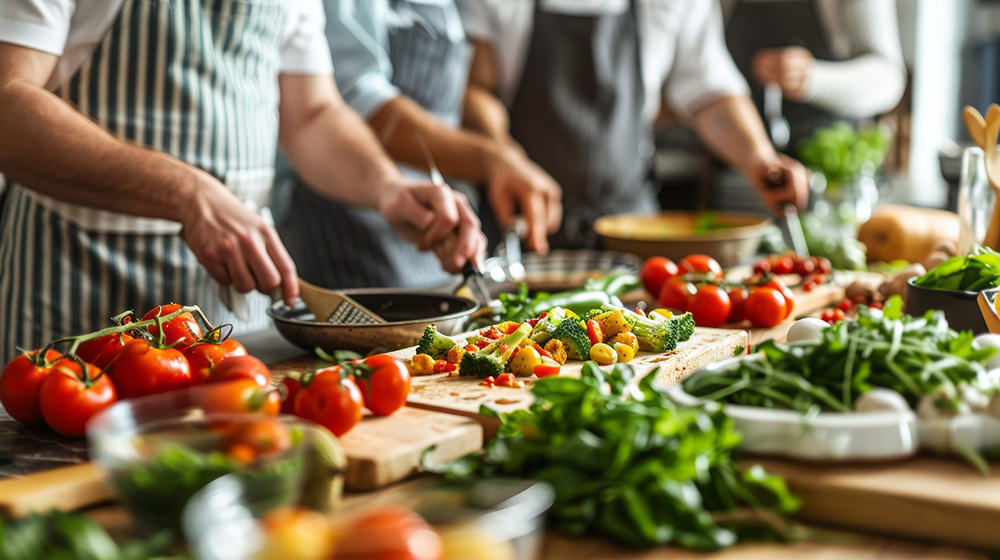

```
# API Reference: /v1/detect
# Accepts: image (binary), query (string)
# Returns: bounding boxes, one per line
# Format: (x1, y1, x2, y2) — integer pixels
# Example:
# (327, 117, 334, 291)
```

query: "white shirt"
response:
(0, 0, 334, 91)
(456, 0, 750, 124)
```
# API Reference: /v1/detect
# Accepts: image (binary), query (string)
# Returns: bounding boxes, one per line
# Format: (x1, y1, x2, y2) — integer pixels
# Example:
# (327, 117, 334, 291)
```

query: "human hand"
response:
(484, 144, 562, 254)
(752, 46, 815, 100)
(181, 172, 299, 306)
(379, 178, 486, 273)
(748, 154, 810, 215)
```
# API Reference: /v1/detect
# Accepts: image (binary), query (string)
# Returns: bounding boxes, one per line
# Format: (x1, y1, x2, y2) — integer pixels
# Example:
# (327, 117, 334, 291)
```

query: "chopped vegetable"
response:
(614, 342, 636, 363)
(445, 345, 466, 365)
(589, 342, 617, 365)
(408, 354, 435, 376)
(596, 309, 630, 338)
(543, 339, 568, 365)
(585, 319, 605, 345)
(551, 319, 591, 361)
(416, 324, 457, 359)
(494, 373, 524, 388)
(603, 304, 695, 353)
(460, 323, 532, 379)
(914, 245, 1000, 292)
(533, 363, 561, 378)
(510, 346, 542, 377)
(608, 331, 639, 354)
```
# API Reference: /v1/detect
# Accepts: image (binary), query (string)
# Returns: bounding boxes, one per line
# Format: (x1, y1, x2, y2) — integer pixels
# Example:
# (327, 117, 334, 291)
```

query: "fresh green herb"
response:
(432, 362, 800, 550)
(798, 123, 890, 187)
(692, 212, 732, 235)
(683, 305, 996, 412)
(496, 275, 637, 323)
(914, 245, 1000, 292)
(0, 510, 172, 560)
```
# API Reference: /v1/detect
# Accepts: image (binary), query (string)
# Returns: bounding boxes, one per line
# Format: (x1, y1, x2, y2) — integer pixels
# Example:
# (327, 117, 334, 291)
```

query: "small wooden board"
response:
(749, 456, 1000, 550)
(0, 463, 115, 517)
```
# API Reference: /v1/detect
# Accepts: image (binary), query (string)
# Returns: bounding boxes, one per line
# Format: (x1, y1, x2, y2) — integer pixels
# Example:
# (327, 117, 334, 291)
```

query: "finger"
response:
(521, 190, 549, 255)
(243, 232, 283, 296)
(417, 185, 460, 251)
(392, 192, 435, 246)
(263, 227, 300, 306)
(489, 181, 515, 230)
(220, 239, 257, 294)
(546, 184, 563, 234)
(475, 232, 488, 270)
(449, 196, 483, 271)
(200, 251, 232, 287)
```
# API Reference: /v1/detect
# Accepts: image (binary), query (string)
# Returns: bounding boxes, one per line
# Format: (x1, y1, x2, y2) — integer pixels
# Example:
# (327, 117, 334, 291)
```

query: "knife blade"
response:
(764, 168, 810, 257)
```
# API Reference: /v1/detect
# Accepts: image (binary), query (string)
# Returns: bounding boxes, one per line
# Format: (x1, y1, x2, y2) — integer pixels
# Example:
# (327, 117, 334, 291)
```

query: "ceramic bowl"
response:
(905, 278, 989, 334)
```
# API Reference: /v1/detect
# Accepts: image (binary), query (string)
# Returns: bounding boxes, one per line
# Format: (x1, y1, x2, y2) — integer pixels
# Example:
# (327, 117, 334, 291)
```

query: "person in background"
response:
(0, 0, 484, 364)
(276, 0, 561, 290)
(457, 0, 810, 249)
(723, 0, 907, 154)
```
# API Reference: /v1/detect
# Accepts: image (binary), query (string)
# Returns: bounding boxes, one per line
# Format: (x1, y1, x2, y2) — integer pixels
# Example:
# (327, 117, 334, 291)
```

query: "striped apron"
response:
(0, 0, 286, 365)
(279, 0, 474, 290)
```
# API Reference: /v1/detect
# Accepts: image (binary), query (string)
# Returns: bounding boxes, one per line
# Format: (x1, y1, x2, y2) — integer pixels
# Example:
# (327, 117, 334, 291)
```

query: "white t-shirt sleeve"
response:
(455, 0, 497, 42)
(281, 0, 334, 75)
(0, 0, 75, 56)
(662, 0, 748, 118)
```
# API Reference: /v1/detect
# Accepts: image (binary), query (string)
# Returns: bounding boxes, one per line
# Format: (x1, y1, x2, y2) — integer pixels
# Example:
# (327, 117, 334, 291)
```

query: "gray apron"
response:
(0, 0, 285, 364)
(725, 0, 857, 156)
(282, 0, 473, 289)
(508, 0, 656, 250)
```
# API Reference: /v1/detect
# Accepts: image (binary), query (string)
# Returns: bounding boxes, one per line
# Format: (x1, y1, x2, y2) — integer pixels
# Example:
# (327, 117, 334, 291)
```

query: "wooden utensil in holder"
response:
(962, 105, 1000, 251)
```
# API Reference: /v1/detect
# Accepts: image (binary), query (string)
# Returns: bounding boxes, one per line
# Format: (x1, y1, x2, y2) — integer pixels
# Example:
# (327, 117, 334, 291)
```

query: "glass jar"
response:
(957, 147, 995, 254)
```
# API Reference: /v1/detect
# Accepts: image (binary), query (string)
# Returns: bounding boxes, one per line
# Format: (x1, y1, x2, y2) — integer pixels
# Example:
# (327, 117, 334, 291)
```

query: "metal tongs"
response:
(417, 138, 493, 308)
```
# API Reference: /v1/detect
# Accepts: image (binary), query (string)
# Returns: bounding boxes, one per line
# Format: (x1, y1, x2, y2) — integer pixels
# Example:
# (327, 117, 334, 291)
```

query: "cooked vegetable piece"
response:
(460, 323, 532, 378)
(551, 319, 591, 361)
(603, 304, 695, 352)
(416, 324, 457, 359)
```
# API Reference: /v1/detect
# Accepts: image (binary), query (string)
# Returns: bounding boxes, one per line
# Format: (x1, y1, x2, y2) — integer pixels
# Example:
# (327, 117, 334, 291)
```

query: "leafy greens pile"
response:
(914, 245, 1000, 292)
(0, 510, 171, 560)
(683, 305, 995, 413)
(798, 122, 890, 186)
(433, 362, 799, 550)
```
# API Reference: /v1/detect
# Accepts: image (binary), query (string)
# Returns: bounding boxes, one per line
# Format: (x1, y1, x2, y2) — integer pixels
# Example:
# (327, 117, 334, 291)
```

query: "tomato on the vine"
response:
(142, 304, 203, 348)
(689, 284, 731, 328)
(198, 378, 281, 417)
(745, 287, 787, 328)
(761, 276, 795, 319)
(107, 339, 191, 399)
(766, 255, 795, 275)
(204, 354, 268, 388)
(678, 254, 722, 278)
(0, 349, 63, 425)
(820, 308, 847, 324)
(183, 338, 248, 384)
(294, 366, 364, 437)
(726, 286, 749, 324)
(39, 360, 117, 436)
(658, 278, 697, 312)
(217, 419, 291, 462)
(332, 507, 442, 560)
(76, 332, 135, 369)
(639, 257, 678, 298)
(280, 376, 301, 415)
(354, 354, 410, 416)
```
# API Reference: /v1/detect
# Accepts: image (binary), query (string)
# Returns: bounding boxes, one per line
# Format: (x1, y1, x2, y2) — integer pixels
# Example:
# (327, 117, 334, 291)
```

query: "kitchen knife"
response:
(765, 168, 810, 257)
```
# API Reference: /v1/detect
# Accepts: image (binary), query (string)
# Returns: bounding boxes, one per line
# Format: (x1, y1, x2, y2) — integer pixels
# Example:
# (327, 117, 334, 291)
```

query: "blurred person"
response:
(276, 0, 561, 289)
(0, 0, 483, 364)
(723, 0, 907, 153)
(458, 0, 809, 249)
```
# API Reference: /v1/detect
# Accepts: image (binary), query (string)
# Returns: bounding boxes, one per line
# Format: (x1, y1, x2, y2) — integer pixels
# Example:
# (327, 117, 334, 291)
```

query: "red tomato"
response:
(107, 339, 191, 399)
(217, 419, 292, 462)
(0, 349, 63, 425)
(689, 285, 732, 328)
(726, 286, 749, 323)
(38, 361, 117, 436)
(76, 332, 136, 369)
(294, 367, 364, 437)
(280, 376, 301, 415)
(678, 255, 723, 278)
(533, 364, 561, 378)
(205, 354, 268, 388)
(658, 278, 697, 312)
(815, 257, 833, 275)
(639, 257, 679, 298)
(820, 308, 847, 324)
(766, 255, 795, 275)
(745, 288, 788, 328)
(199, 378, 281, 417)
(792, 258, 815, 276)
(355, 355, 410, 416)
(142, 304, 203, 348)
(761, 277, 795, 319)
(183, 339, 248, 384)
(333, 507, 442, 560)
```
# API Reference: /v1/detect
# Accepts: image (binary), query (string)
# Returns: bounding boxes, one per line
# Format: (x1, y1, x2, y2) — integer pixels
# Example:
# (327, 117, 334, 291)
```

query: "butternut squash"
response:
(857, 205, 960, 264)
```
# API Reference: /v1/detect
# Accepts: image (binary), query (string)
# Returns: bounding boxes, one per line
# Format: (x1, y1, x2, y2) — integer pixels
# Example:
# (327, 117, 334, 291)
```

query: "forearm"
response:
(462, 85, 514, 144)
(692, 95, 776, 173)
(369, 95, 500, 183)
(804, 55, 906, 118)
(0, 81, 207, 222)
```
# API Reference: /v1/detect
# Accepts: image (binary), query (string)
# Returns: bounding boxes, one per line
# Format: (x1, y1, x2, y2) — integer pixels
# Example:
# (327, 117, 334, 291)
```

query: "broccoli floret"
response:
(460, 323, 532, 378)
(600, 305, 695, 353)
(417, 324, 457, 359)
(551, 319, 591, 361)
(582, 309, 604, 322)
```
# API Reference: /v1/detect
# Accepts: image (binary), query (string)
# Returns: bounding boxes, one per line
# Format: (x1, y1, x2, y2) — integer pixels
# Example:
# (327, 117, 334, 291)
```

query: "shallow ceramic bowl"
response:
(594, 211, 772, 268)
(906, 278, 989, 334)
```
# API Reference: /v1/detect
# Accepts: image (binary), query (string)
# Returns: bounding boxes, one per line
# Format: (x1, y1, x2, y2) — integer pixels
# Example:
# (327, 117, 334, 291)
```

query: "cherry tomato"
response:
(726, 286, 749, 324)
(332, 507, 442, 560)
(533, 364, 561, 378)
(658, 278, 697, 312)
(76, 332, 136, 370)
(752, 259, 771, 275)
(0, 349, 63, 425)
(217, 419, 292, 462)
(107, 339, 191, 399)
(205, 354, 269, 388)
(280, 376, 301, 415)
(820, 308, 847, 324)
(837, 300, 853, 313)
(639, 257, 679, 298)
(356, 354, 410, 416)
(183, 339, 248, 384)
(294, 367, 364, 437)
(142, 303, 203, 348)
(745, 287, 788, 328)
(761, 276, 795, 319)
(678, 255, 723, 278)
(792, 258, 815, 276)
(38, 360, 117, 436)
(199, 378, 281, 417)
(689, 284, 732, 328)
(766, 255, 794, 275)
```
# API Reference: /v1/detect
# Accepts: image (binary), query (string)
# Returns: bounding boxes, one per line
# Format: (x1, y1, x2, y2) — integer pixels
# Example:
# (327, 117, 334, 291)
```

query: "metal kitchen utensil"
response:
(962, 105, 1000, 251)
(297, 278, 386, 324)
(764, 83, 791, 151)
(498, 217, 527, 283)
(764, 168, 809, 256)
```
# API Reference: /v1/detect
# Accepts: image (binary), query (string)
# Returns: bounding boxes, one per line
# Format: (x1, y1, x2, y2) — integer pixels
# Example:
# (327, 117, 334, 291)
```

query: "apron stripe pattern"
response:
(0, 0, 287, 365)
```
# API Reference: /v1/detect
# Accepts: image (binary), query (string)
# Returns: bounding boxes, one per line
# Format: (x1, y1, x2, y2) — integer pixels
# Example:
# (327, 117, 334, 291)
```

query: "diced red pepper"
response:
(475, 339, 491, 349)
(803, 282, 814, 292)
(480, 376, 495, 387)
(586, 319, 605, 345)
(494, 373, 524, 388)
(634, 307, 646, 317)
(526, 317, 540, 328)
(539, 311, 548, 319)
(528, 340, 553, 360)
(433, 359, 453, 374)
(533, 364, 561, 378)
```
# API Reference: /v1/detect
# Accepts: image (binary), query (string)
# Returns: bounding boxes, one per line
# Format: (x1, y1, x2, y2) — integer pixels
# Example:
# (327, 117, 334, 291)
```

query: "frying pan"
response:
(268, 288, 479, 355)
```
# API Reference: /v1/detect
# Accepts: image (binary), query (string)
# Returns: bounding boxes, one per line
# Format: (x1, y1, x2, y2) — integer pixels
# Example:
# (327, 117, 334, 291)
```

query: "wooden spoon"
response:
(962, 105, 1000, 251)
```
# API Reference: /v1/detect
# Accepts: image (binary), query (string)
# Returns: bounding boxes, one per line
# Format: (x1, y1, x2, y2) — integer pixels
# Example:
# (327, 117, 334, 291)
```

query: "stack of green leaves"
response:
(434, 362, 800, 550)
(0, 510, 171, 560)
(914, 245, 1000, 292)
(798, 122, 890, 186)
(683, 304, 995, 413)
